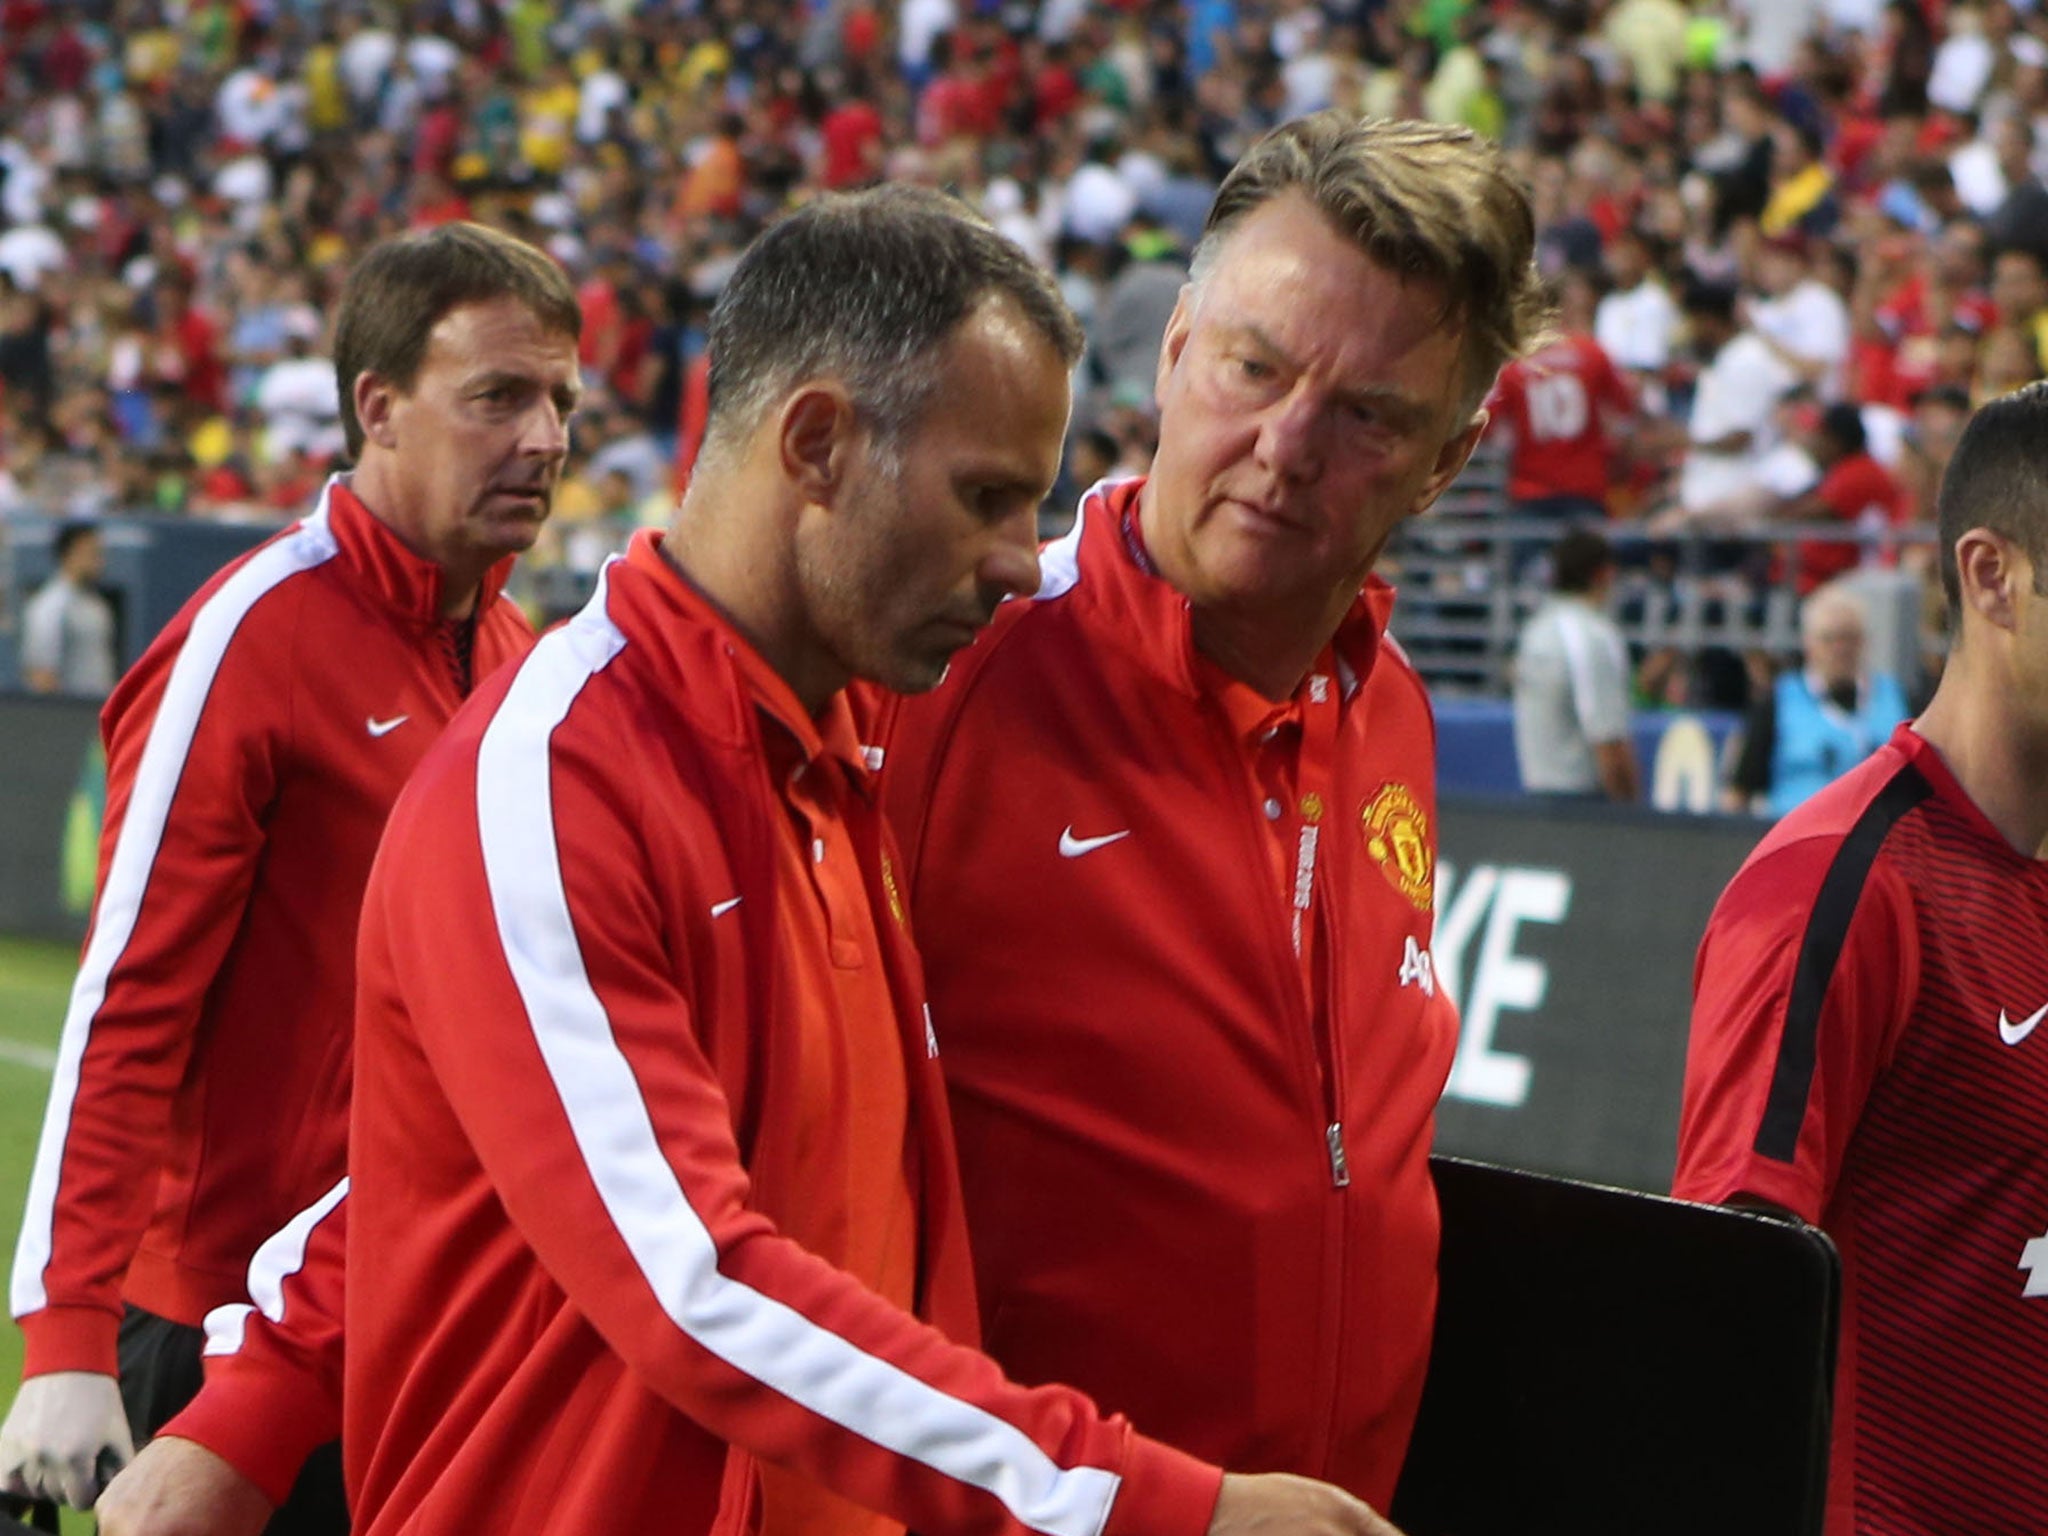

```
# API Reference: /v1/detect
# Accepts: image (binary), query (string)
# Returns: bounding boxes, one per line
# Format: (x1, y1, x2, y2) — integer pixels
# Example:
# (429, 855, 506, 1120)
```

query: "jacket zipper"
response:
(1218, 707, 1349, 1190)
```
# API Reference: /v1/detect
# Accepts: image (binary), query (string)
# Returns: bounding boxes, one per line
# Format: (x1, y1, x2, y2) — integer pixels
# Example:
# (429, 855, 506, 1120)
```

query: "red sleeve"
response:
(159, 1181, 347, 1507)
(1672, 834, 1918, 1219)
(378, 691, 1220, 1536)
(1592, 341, 1635, 416)
(10, 573, 297, 1376)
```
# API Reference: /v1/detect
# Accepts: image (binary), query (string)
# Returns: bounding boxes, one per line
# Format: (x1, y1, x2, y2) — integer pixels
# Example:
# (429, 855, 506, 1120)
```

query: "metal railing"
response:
(1386, 457, 1939, 697)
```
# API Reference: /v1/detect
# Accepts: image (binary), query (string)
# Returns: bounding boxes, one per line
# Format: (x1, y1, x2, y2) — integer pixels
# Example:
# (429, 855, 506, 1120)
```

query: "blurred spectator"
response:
(1750, 230, 1851, 397)
(1724, 582, 1911, 814)
(1990, 245, 2048, 372)
(581, 398, 670, 503)
(1514, 527, 1642, 802)
(1897, 382, 1973, 528)
(1487, 269, 1637, 527)
(252, 311, 342, 466)
(21, 518, 116, 697)
(1673, 280, 1800, 522)
(1596, 228, 1681, 405)
(1776, 400, 1908, 591)
(1088, 219, 1186, 404)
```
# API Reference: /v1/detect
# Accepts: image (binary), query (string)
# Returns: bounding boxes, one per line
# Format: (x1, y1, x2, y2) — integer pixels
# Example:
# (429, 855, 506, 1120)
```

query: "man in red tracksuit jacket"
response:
(96, 122, 1544, 1534)
(0, 221, 581, 1527)
(146, 190, 1393, 1536)
(869, 114, 1546, 1509)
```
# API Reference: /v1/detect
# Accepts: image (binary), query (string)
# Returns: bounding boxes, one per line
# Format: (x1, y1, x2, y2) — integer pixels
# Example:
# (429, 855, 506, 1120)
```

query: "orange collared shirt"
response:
(729, 649, 916, 1536)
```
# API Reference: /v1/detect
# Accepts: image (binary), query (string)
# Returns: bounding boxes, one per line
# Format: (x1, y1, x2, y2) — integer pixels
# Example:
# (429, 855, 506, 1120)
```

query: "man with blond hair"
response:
(873, 111, 1546, 1510)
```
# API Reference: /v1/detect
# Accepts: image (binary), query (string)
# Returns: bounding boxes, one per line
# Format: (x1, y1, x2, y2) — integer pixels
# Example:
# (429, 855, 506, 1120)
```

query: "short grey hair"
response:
(702, 186, 1083, 467)
(1190, 113, 1547, 418)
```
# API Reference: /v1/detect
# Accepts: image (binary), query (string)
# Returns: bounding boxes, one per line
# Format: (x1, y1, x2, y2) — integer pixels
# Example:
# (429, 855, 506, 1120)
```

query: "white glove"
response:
(0, 1370, 136, 1509)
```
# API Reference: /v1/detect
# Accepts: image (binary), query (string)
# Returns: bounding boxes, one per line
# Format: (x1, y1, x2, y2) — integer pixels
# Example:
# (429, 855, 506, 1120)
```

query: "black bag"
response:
(1392, 1155, 1839, 1536)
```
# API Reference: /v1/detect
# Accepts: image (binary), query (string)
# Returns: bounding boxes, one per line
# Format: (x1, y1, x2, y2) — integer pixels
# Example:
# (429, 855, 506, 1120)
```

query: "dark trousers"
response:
(118, 1305, 350, 1536)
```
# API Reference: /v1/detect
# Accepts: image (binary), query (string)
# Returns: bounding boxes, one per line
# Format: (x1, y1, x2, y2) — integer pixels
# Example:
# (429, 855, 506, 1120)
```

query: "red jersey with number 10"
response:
(1674, 725, 2048, 1535)
(1485, 333, 1634, 504)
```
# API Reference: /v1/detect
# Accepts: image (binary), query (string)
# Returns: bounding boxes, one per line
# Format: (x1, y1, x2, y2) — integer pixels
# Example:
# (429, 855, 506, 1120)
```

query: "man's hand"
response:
(0, 1370, 135, 1508)
(1206, 1471, 1405, 1535)
(95, 1436, 276, 1536)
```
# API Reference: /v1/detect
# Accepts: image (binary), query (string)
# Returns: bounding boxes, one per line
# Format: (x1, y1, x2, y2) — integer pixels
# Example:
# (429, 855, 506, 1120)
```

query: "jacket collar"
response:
(313, 474, 515, 627)
(606, 530, 871, 782)
(1046, 476, 1390, 706)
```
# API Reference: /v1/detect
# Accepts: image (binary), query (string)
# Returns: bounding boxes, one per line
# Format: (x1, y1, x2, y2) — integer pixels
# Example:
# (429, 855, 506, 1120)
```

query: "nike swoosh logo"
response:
(366, 715, 410, 737)
(1059, 826, 1131, 858)
(2000, 1004, 2048, 1046)
(710, 897, 743, 918)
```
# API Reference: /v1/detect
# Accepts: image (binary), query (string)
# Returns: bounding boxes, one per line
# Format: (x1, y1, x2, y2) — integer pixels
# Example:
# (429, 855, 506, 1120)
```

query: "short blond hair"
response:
(1191, 114, 1547, 417)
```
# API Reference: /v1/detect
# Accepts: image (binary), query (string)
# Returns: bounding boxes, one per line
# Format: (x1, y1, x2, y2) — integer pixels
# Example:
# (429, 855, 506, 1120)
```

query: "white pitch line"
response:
(0, 1039, 56, 1073)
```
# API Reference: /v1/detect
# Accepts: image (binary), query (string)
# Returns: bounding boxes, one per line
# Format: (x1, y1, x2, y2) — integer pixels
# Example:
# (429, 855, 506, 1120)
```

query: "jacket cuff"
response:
(19, 1304, 122, 1378)
(1101, 1430, 1225, 1536)
(157, 1356, 339, 1508)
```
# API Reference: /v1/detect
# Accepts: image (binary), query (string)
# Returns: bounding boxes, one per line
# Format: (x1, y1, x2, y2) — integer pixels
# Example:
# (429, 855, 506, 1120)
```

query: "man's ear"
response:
(355, 372, 400, 452)
(1954, 527, 2025, 635)
(778, 381, 861, 506)
(1412, 409, 1489, 517)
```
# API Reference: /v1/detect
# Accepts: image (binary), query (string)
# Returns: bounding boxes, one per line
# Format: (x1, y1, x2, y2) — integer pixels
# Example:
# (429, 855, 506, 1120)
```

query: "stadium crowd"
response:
(0, 0, 2041, 799)
(0, 0, 2038, 519)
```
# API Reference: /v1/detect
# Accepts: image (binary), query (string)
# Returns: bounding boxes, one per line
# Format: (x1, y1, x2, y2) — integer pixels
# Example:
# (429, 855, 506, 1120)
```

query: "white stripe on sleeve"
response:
(203, 1176, 350, 1358)
(472, 574, 1120, 1536)
(12, 489, 340, 1319)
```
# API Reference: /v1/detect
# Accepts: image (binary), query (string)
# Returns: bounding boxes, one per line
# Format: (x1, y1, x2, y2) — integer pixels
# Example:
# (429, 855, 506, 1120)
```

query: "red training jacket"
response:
(344, 533, 1222, 1536)
(869, 479, 1462, 1509)
(9, 479, 531, 1376)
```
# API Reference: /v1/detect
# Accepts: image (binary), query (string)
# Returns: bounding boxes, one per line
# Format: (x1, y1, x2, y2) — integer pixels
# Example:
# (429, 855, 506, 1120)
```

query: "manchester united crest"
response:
(1361, 782, 1433, 911)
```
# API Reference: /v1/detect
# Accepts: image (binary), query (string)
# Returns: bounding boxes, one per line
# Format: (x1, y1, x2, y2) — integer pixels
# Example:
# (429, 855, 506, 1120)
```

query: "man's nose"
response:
(522, 400, 572, 458)
(982, 503, 1042, 601)
(1253, 384, 1322, 483)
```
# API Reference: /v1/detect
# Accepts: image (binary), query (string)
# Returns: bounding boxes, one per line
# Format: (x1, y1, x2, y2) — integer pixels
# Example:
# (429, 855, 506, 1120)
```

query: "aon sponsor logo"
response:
(1432, 861, 1572, 1109)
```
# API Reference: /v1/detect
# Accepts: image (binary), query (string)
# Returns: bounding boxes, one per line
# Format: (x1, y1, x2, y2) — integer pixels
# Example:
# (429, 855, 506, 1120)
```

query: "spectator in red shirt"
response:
(149, 281, 226, 417)
(818, 68, 885, 189)
(1485, 269, 1636, 523)
(1780, 401, 1905, 591)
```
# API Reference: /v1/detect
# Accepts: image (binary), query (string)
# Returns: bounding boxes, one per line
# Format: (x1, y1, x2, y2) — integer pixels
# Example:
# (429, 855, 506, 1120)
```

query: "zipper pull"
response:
(1326, 1122, 1350, 1189)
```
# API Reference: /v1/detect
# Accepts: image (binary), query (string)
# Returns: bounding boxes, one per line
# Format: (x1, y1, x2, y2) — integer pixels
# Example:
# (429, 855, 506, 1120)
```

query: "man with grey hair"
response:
(96, 186, 1398, 1536)
(871, 111, 1547, 1517)
(1723, 582, 1910, 816)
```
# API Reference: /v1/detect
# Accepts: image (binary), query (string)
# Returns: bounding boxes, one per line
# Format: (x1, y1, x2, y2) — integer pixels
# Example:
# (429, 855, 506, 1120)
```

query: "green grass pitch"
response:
(0, 934, 95, 1536)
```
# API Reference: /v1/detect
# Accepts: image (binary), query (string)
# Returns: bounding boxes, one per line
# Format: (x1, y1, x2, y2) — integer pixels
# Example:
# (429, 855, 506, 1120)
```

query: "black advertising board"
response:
(1431, 797, 1766, 1192)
